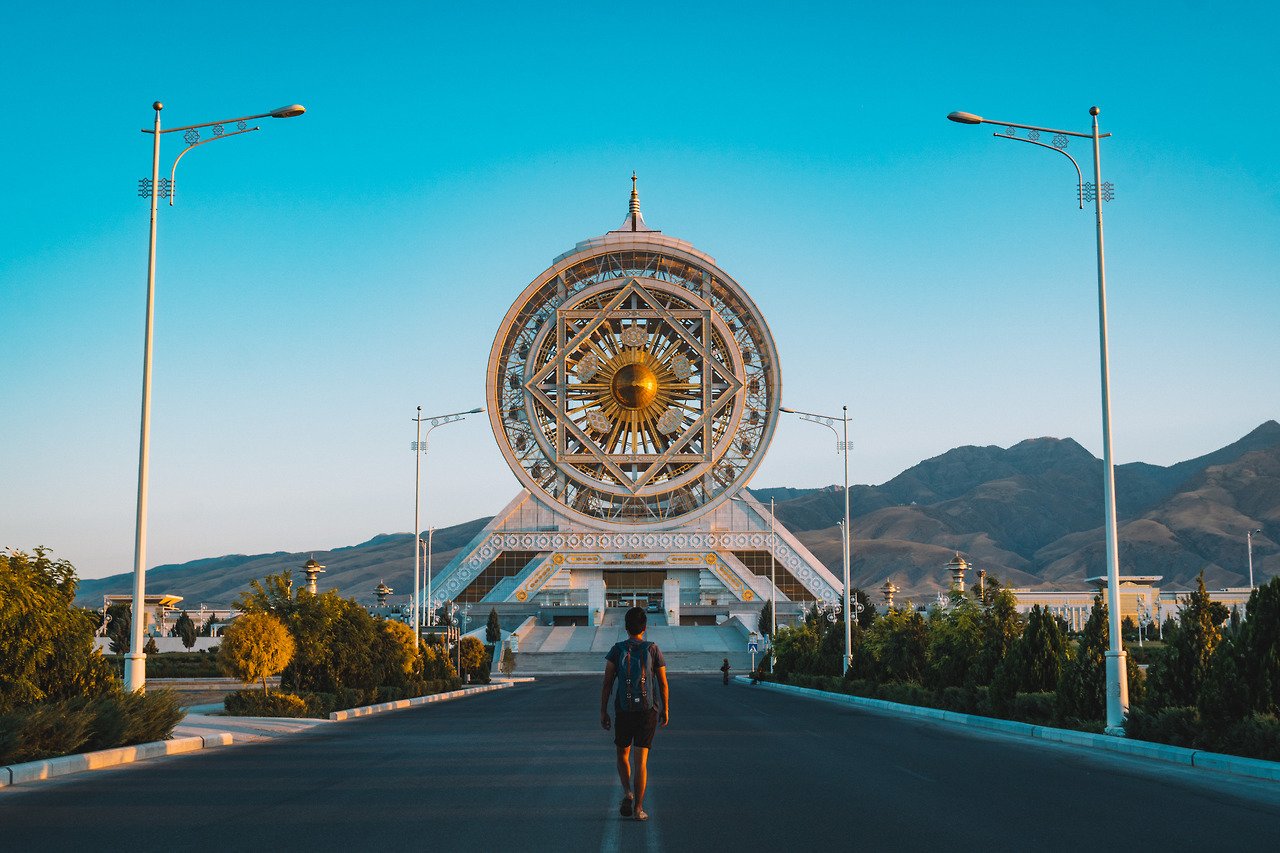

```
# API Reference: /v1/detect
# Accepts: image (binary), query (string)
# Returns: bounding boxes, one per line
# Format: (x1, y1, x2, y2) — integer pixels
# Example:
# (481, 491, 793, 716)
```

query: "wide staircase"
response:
(513, 620, 756, 674)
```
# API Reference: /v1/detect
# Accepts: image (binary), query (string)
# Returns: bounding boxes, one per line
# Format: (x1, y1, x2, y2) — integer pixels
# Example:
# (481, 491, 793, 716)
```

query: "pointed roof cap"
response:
(615, 172, 655, 233)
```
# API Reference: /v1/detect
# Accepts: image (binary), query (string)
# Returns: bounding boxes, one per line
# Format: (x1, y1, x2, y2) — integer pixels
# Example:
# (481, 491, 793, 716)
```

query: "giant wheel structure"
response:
(487, 178, 781, 530)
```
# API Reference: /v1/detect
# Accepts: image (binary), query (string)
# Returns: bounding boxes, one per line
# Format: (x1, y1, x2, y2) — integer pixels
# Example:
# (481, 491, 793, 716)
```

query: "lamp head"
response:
(947, 111, 983, 125)
(270, 104, 306, 118)
(467, 407, 484, 414)
(780, 406, 796, 413)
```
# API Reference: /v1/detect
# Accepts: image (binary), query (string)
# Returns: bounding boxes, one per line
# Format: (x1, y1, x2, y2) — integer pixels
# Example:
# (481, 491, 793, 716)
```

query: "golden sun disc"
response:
(610, 362, 659, 410)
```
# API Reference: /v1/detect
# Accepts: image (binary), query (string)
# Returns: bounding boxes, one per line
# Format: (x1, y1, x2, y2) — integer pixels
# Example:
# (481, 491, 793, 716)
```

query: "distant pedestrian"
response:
(720, 658, 730, 685)
(601, 606, 669, 822)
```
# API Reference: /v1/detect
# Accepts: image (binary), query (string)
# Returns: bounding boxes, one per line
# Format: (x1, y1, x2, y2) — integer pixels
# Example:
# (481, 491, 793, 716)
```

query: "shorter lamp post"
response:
(411, 406, 483, 649)
(731, 495, 777, 672)
(1248, 528, 1262, 589)
(780, 405, 853, 675)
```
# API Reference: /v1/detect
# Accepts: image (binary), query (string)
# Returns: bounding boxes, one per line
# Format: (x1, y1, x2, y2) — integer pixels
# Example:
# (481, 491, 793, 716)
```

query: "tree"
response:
(997, 605, 1068, 695)
(218, 612, 296, 693)
(105, 602, 131, 655)
(0, 548, 118, 713)
(1056, 597, 1108, 721)
(924, 597, 983, 690)
(373, 620, 421, 689)
(971, 587, 1023, 686)
(1148, 573, 1225, 709)
(499, 643, 517, 676)
(457, 636, 486, 677)
(866, 606, 928, 683)
(143, 637, 160, 655)
(175, 611, 197, 650)
(486, 608, 501, 644)
(758, 599, 773, 637)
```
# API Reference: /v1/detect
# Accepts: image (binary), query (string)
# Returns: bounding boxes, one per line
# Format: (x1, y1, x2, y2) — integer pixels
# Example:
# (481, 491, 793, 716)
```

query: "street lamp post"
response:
(125, 101, 305, 694)
(411, 406, 483, 650)
(1247, 528, 1261, 590)
(732, 495, 777, 673)
(947, 105, 1128, 735)
(781, 405, 853, 675)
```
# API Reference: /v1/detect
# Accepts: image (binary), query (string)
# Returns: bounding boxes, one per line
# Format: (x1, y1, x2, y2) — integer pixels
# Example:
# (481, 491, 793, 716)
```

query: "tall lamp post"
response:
(731, 495, 777, 673)
(1247, 528, 1261, 590)
(781, 405, 853, 675)
(947, 105, 1128, 735)
(126, 100, 305, 693)
(412, 407, 483, 649)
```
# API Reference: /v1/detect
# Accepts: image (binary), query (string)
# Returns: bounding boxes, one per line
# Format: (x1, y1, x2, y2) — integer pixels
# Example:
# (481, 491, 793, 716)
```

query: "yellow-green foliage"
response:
(218, 612, 296, 692)
(0, 548, 118, 713)
(458, 636, 486, 674)
(376, 620, 420, 684)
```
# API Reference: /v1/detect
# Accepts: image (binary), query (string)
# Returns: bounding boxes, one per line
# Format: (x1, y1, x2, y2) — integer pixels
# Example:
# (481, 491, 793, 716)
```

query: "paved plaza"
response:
(3, 677, 1279, 850)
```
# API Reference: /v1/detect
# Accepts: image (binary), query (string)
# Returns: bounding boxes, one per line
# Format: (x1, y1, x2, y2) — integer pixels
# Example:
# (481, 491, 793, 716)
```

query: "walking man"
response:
(601, 606, 669, 822)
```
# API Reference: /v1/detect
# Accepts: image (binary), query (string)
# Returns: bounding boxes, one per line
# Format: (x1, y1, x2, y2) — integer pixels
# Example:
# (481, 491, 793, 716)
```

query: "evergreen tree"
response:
(971, 587, 1023, 686)
(485, 608, 501, 643)
(758, 599, 773, 637)
(1148, 573, 1225, 708)
(867, 606, 927, 683)
(106, 603, 131, 655)
(1056, 596, 1108, 721)
(923, 596, 983, 690)
(143, 637, 160, 655)
(175, 611, 197, 650)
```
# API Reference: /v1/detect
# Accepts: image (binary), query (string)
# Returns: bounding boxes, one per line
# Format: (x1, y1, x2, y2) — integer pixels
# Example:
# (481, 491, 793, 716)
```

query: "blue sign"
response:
(748, 641, 759, 653)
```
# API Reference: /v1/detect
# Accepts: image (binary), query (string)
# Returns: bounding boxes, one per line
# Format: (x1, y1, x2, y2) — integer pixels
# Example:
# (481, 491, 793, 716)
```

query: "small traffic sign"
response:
(748, 641, 759, 653)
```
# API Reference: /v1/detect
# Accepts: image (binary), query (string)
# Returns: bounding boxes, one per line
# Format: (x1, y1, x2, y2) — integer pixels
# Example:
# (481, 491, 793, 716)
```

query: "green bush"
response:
(224, 690, 311, 718)
(1012, 692, 1056, 725)
(0, 690, 182, 765)
(1212, 714, 1280, 762)
(81, 689, 182, 752)
(135, 652, 221, 678)
(1126, 706, 1200, 749)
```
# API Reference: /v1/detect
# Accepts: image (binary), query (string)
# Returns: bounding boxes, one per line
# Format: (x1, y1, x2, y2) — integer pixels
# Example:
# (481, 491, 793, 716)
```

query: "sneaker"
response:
(619, 796, 634, 817)
(634, 807, 649, 822)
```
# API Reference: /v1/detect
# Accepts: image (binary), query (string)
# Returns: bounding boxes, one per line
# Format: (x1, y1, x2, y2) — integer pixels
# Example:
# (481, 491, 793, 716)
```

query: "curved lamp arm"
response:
(991, 131, 1085, 209)
(168, 126, 260, 206)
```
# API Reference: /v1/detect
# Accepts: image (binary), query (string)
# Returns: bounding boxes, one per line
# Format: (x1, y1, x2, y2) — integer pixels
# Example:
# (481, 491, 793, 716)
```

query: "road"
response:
(3, 676, 1280, 851)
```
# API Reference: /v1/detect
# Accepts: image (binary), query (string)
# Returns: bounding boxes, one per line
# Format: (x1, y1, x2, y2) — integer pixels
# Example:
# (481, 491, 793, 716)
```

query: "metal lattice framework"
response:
(488, 238, 780, 530)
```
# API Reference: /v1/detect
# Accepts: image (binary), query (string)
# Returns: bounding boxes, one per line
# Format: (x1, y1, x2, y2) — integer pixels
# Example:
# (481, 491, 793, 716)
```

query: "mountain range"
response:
(74, 421, 1280, 607)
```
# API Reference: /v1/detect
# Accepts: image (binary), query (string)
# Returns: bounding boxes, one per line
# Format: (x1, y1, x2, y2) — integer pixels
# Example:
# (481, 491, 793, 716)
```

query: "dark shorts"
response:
(614, 709, 659, 749)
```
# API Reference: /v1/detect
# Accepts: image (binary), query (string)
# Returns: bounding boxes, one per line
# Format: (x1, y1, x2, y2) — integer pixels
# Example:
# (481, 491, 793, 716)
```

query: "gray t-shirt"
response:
(606, 638, 666, 713)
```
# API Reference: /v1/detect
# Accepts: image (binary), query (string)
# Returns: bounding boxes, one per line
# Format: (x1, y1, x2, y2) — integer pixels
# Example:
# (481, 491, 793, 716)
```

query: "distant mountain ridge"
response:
(73, 422, 1280, 606)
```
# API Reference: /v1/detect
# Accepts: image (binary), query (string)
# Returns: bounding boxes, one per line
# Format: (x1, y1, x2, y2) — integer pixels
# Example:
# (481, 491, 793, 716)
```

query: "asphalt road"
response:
(3, 676, 1280, 851)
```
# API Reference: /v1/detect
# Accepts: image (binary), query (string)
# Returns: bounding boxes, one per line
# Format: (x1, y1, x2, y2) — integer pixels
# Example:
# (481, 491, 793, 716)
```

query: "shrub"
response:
(0, 690, 182, 765)
(218, 612, 296, 692)
(1213, 714, 1280, 762)
(82, 689, 182, 751)
(1126, 706, 1200, 749)
(224, 689, 311, 718)
(1012, 692, 1056, 725)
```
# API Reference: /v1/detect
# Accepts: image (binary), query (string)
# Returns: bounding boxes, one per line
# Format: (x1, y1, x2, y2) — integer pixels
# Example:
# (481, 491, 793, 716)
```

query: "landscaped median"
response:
(737, 676, 1280, 784)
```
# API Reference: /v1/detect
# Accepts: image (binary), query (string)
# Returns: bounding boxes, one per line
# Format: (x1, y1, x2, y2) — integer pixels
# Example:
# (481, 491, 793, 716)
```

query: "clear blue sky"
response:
(3, 1, 1277, 579)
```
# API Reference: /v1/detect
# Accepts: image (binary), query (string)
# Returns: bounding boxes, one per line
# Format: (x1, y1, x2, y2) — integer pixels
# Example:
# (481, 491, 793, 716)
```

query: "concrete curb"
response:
(0, 733, 235, 789)
(328, 682, 513, 721)
(737, 678, 1280, 783)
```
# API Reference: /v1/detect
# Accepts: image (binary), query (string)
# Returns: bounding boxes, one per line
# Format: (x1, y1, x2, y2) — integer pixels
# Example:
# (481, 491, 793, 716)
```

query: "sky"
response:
(2, 1, 1277, 580)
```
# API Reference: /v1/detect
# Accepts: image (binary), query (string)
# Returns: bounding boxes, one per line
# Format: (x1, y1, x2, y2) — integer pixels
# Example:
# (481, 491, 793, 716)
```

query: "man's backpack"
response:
(615, 639, 656, 713)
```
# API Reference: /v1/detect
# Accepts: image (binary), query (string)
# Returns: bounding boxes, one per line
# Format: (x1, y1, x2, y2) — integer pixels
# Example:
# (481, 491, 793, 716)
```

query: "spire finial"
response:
(629, 172, 640, 218)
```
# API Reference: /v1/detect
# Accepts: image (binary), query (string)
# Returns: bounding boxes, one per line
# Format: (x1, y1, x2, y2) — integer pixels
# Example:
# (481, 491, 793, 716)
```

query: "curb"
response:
(328, 682, 513, 721)
(737, 678, 1280, 783)
(0, 733, 235, 789)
